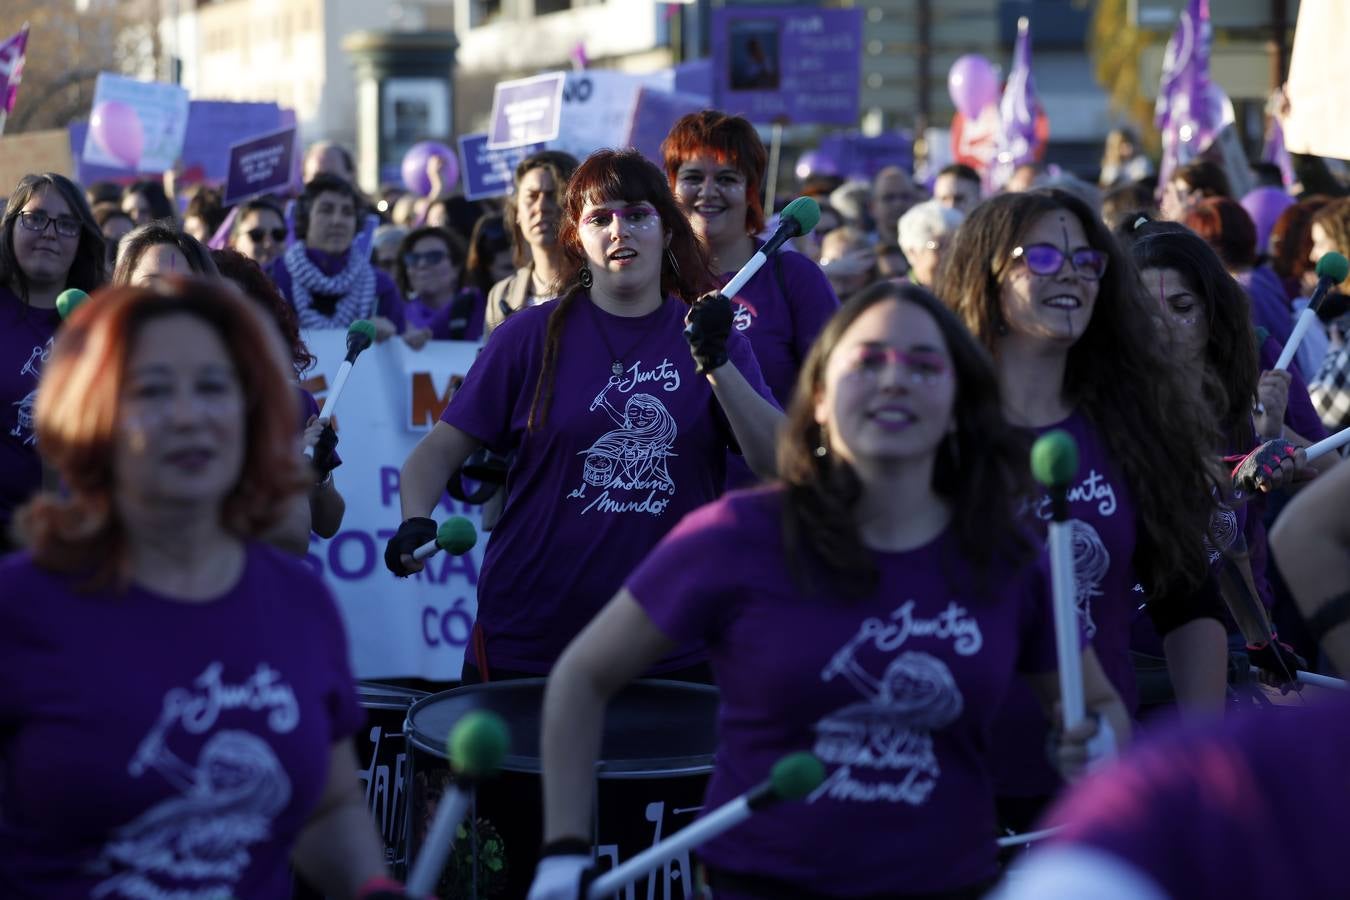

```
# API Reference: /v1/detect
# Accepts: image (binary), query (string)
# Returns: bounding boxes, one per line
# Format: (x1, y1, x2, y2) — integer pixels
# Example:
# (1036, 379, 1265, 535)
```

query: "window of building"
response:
(535, 0, 573, 15)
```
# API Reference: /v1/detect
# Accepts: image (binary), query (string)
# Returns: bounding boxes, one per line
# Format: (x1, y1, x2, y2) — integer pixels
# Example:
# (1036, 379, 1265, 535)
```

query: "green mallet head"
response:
(1030, 429, 1080, 490)
(447, 710, 510, 779)
(1316, 251, 1349, 285)
(435, 516, 477, 556)
(346, 318, 377, 354)
(770, 751, 826, 801)
(780, 196, 822, 237)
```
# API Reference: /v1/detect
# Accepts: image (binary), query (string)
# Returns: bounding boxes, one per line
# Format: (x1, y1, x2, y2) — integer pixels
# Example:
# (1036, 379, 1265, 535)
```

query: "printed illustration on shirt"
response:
(1070, 519, 1109, 638)
(810, 601, 979, 806)
(90, 662, 300, 899)
(567, 360, 681, 517)
(11, 338, 51, 446)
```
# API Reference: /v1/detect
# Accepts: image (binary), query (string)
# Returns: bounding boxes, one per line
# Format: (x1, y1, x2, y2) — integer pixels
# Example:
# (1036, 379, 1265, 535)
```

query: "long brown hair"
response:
(16, 280, 308, 588)
(779, 282, 1033, 596)
(527, 150, 717, 431)
(1123, 220, 1259, 452)
(938, 188, 1221, 599)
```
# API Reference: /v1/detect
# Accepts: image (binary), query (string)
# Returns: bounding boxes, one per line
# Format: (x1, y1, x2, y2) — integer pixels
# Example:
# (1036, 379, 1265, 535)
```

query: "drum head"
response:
(358, 681, 430, 710)
(407, 678, 718, 776)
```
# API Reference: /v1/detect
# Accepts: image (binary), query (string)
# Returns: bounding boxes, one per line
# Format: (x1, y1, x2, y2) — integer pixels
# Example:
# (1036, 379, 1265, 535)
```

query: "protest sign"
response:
(458, 132, 547, 201)
(81, 73, 190, 173)
(487, 72, 565, 149)
(711, 6, 863, 126)
(625, 87, 709, 166)
(223, 126, 297, 205)
(183, 100, 287, 184)
(0, 128, 74, 194)
(1284, 0, 1350, 160)
(300, 330, 484, 681)
(550, 70, 676, 161)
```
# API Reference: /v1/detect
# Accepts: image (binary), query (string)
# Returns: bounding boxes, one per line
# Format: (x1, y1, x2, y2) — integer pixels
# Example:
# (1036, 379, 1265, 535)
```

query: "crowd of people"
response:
(1, 97, 1348, 900)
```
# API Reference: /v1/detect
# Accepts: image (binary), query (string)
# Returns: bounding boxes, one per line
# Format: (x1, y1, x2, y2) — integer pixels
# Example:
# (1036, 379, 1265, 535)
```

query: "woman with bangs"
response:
(0, 281, 407, 898)
(663, 111, 839, 483)
(937, 189, 1263, 832)
(388, 149, 782, 682)
(0, 173, 107, 550)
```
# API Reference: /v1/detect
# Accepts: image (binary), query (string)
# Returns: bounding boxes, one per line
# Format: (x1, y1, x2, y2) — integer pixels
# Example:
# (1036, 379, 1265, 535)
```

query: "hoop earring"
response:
(579, 263, 593, 289)
(665, 247, 681, 278)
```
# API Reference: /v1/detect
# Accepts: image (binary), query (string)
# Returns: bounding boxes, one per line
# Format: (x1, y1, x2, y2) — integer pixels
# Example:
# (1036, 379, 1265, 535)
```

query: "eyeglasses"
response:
(843, 345, 951, 385)
(404, 250, 449, 268)
(1010, 243, 1109, 281)
(246, 228, 288, 244)
(18, 210, 81, 238)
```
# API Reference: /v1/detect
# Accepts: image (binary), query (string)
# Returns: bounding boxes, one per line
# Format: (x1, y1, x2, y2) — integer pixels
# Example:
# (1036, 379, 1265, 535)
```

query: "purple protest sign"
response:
(815, 131, 913, 180)
(487, 72, 565, 150)
(223, 126, 297, 205)
(625, 88, 709, 166)
(1154, 0, 1225, 193)
(711, 7, 862, 126)
(458, 133, 546, 202)
(0, 25, 29, 132)
(988, 17, 1045, 191)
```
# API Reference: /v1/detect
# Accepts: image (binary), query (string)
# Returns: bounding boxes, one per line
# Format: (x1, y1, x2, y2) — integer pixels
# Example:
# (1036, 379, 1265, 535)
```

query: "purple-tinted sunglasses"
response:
(1011, 243, 1109, 281)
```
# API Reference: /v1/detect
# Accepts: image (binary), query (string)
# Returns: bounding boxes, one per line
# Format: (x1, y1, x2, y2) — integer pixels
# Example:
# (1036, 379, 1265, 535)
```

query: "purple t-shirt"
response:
(269, 247, 406, 332)
(404, 287, 486, 342)
(720, 248, 839, 488)
(1044, 696, 1350, 898)
(440, 295, 777, 674)
(1237, 266, 1294, 352)
(0, 543, 363, 899)
(0, 287, 59, 533)
(994, 410, 1140, 799)
(628, 487, 1060, 895)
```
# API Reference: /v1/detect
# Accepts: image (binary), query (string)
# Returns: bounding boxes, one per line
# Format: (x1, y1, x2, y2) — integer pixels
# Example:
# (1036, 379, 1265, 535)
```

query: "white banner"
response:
(1285, 0, 1350, 160)
(300, 330, 484, 682)
(551, 70, 674, 162)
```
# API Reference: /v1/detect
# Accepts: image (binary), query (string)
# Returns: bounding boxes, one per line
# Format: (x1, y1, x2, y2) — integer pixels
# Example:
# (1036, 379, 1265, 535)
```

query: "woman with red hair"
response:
(389, 149, 782, 681)
(663, 111, 839, 483)
(0, 281, 410, 897)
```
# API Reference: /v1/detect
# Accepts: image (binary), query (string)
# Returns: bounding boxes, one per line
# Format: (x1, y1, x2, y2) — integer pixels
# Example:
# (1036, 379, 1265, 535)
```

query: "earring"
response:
(579, 263, 593, 289)
(665, 247, 681, 278)
(814, 430, 829, 459)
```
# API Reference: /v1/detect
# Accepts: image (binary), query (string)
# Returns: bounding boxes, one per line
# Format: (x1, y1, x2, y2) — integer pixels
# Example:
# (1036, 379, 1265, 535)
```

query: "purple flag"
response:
(0, 25, 29, 132)
(989, 17, 1043, 191)
(1154, 0, 1225, 194)
(1262, 116, 1295, 189)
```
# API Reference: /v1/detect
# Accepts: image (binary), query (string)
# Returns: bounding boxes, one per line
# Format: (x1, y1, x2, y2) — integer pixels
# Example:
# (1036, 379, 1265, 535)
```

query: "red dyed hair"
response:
(1270, 196, 1331, 295)
(1183, 196, 1257, 269)
(661, 110, 768, 235)
(17, 280, 308, 588)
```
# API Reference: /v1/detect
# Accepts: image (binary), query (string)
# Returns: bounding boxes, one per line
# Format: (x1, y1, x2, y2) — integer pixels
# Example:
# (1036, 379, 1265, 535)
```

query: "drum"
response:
(356, 681, 428, 878)
(406, 678, 718, 899)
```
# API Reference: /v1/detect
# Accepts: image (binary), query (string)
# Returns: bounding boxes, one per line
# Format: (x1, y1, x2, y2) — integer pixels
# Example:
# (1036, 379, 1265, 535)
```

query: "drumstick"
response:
(306, 319, 377, 466)
(1248, 667, 1348, 690)
(1031, 430, 1086, 731)
(412, 516, 478, 562)
(405, 710, 510, 897)
(997, 827, 1063, 848)
(585, 752, 824, 900)
(1304, 427, 1350, 463)
(1274, 251, 1348, 371)
(719, 197, 821, 300)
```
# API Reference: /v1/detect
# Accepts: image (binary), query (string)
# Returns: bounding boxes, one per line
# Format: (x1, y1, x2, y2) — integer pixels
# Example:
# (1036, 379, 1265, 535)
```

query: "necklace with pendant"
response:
(587, 297, 651, 376)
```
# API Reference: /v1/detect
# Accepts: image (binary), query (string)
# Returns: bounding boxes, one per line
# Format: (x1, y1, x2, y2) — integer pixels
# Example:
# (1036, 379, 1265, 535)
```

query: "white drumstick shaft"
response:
(996, 826, 1063, 848)
(1274, 307, 1318, 372)
(1250, 667, 1348, 690)
(318, 359, 355, 421)
(1048, 520, 1085, 730)
(587, 796, 752, 899)
(1304, 427, 1350, 463)
(412, 537, 441, 561)
(406, 786, 471, 896)
(720, 250, 768, 300)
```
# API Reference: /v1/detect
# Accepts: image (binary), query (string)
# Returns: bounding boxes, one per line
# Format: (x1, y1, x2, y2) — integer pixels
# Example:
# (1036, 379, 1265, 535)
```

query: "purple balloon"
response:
(795, 149, 842, 182)
(948, 54, 1000, 119)
(401, 141, 459, 197)
(1241, 187, 1295, 255)
(90, 100, 144, 169)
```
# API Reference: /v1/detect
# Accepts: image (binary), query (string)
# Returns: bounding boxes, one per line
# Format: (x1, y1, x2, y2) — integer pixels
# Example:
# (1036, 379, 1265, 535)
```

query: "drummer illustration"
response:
(570, 376, 678, 502)
(91, 663, 297, 896)
(1070, 519, 1109, 638)
(1205, 501, 1240, 564)
(11, 340, 51, 446)
(812, 642, 965, 807)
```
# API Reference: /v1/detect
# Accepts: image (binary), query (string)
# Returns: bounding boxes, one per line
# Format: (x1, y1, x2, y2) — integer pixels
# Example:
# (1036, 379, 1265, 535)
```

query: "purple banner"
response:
(815, 131, 913, 181)
(457, 132, 547, 202)
(223, 126, 297, 205)
(625, 88, 709, 166)
(487, 72, 565, 150)
(0, 25, 28, 121)
(711, 7, 862, 126)
(988, 17, 1043, 191)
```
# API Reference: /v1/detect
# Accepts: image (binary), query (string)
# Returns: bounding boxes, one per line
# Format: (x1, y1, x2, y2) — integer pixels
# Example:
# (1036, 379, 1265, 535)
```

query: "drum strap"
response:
(473, 621, 491, 682)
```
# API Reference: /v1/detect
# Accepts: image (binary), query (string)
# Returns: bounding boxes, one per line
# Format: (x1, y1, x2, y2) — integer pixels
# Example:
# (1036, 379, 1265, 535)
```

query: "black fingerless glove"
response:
(1229, 438, 1298, 493)
(1247, 638, 1308, 689)
(313, 423, 340, 476)
(684, 291, 734, 375)
(384, 517, 437, 576)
